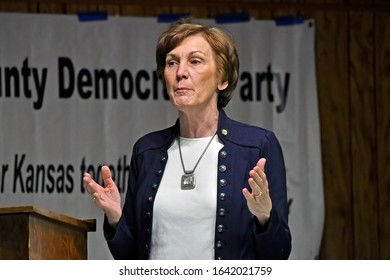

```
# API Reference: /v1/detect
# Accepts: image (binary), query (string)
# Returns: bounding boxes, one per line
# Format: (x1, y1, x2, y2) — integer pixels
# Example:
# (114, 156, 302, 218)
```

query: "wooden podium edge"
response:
(0, 205, 96, 232)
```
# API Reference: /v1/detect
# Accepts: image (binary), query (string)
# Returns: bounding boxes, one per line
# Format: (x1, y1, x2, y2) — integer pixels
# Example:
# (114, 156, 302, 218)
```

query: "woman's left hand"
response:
(242, 158, 272, 225)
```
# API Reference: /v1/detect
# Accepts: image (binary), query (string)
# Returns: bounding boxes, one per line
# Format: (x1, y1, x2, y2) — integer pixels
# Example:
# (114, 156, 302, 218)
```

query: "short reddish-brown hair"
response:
(156, 18, 239, 109)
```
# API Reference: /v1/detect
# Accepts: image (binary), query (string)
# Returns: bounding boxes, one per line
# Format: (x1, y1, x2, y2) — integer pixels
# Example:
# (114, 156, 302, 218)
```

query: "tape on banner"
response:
(274, 16, 305, 26)
(78, 12, 108, 22)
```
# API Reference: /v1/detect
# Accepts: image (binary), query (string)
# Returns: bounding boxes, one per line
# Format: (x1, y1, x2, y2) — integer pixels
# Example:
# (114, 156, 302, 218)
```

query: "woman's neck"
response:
(178, 108, 219, 138)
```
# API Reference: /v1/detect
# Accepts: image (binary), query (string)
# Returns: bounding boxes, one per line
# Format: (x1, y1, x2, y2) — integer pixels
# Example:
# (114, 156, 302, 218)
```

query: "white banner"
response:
(0, 13, 323, 259)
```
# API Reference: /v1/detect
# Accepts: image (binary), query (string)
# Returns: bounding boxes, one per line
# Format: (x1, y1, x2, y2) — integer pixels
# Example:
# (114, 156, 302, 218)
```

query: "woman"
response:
(83, 19, 291, 260)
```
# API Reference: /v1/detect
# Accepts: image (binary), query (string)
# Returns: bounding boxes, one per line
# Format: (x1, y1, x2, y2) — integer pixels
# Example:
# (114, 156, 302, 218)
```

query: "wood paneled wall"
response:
(1, 0, 389, 260)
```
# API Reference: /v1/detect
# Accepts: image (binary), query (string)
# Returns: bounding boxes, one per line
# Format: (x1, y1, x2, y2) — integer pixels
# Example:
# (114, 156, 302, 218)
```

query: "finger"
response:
(92, 191, 102, 200)
(83, 172, 91, 182)
(83, 173, 102, 194)
(92, 192, 103, 205)
(254, 158, 268, 187)
(249, 168, 263, 189)
(255, 166, 267, 186)
(248, 177, 262, 197)
(257, 158, 266, 171)
(83, 173, 94, 193)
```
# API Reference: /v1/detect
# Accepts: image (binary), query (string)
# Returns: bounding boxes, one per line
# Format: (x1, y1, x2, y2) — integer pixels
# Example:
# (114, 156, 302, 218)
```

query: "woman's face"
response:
(164, 34, 227, 112)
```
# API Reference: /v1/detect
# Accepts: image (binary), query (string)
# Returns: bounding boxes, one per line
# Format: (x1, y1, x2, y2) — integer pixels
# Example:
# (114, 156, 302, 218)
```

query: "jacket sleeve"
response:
(254, 131, 292, 259)
(103, 149, 140, 260)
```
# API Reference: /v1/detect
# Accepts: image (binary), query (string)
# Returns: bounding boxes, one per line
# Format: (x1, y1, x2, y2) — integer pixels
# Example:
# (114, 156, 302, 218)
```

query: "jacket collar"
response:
(171, 109, 231, 143)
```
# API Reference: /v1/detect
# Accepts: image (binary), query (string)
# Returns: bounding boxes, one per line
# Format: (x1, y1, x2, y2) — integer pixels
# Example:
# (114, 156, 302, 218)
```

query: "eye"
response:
(166, 59, 178, 67)
(190, 59, 201, 65)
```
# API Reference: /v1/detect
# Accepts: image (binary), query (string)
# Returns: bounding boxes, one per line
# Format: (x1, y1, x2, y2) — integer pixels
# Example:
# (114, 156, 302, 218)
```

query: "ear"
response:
(218, 81, 228, 91)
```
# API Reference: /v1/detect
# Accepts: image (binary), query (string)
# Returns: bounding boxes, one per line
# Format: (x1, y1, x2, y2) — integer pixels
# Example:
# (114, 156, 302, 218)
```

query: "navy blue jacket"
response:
(104, 109, 291, 260)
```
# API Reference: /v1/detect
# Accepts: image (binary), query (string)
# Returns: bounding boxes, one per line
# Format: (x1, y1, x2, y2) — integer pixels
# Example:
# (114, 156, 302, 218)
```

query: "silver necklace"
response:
(178, 133, 216, 190)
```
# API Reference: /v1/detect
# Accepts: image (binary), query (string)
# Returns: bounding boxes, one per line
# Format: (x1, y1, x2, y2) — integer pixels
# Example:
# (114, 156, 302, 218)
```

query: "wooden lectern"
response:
(0, 205, 96, 260)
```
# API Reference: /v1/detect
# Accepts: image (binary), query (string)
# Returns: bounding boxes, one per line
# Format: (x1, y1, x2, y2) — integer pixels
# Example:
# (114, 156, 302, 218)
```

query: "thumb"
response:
(242, 188, 253, 201)
(101, 166, 114, 187)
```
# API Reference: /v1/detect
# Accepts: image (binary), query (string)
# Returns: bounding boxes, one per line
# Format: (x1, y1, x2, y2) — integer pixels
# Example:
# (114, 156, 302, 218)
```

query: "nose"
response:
(176, 62, 188, 80)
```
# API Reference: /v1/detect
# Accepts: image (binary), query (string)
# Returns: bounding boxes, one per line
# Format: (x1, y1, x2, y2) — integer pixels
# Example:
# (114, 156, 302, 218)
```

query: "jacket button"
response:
(160, 156, 167, 163)
(216, 240, 223, 248)
(219, 165, 227, 172)
(146, 196, 153, 203)
(221, 129, 228, 136)
(217, 257, 223, 260)
(218, 208, 226, 217)
(219, 150, 227, 158)
(145, 211, 151, 219)
(217, 224, 224, 233)
(219, 193, 227, 201)
(152, 183, 158, 190)
(219, 179, 227, 187)
(156, 170, 163, 176)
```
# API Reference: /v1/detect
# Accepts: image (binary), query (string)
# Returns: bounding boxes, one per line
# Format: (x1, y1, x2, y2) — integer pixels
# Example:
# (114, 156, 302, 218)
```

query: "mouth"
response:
(174, 87, 191, 94)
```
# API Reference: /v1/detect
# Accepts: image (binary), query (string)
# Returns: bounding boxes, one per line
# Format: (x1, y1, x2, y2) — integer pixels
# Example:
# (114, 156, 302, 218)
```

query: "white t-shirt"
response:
(149, 135, 223, 259)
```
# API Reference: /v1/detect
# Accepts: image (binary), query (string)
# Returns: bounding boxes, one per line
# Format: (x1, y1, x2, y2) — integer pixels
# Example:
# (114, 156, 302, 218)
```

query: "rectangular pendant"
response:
(181, 173, 196, 190)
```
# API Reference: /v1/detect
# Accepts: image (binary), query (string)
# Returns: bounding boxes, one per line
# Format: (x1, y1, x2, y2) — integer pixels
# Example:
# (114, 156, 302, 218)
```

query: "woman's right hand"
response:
(83, 165, 122, 227)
